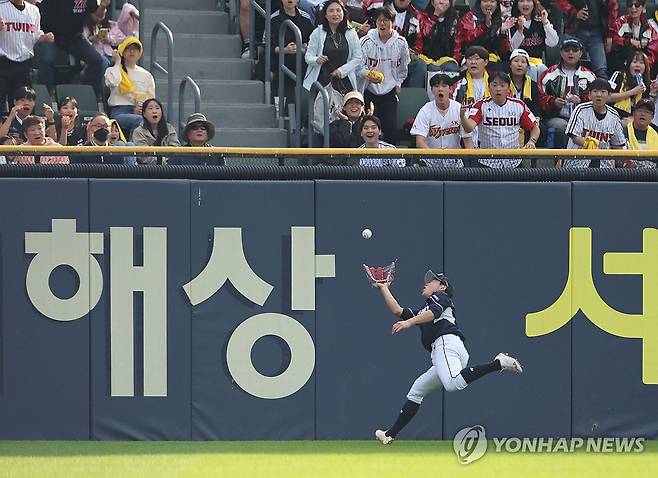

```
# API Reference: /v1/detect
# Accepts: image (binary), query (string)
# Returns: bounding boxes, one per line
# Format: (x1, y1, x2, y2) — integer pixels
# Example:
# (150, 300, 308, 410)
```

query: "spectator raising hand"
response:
(454, 0, 511, 64)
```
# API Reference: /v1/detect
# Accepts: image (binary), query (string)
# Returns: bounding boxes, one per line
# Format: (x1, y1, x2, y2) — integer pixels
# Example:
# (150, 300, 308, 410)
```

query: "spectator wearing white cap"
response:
(508, 49, 541, 116)
(508, 48, 542, 146)
(509, 0, 558, 81)
(329, 90, 373, 147)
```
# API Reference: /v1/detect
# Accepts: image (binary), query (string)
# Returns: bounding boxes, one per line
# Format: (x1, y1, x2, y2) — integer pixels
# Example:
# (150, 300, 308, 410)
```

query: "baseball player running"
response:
(373, 270, 523, 445)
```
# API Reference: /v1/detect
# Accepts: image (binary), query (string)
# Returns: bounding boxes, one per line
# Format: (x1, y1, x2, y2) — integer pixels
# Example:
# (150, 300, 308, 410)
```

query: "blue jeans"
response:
(35, 37, 104, 95)
(110, 105, 143, 140)
(574, 29, 607, 79)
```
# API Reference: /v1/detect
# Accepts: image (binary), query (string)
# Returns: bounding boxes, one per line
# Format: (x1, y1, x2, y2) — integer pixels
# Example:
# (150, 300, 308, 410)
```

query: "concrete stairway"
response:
(142, 0, 288, 147)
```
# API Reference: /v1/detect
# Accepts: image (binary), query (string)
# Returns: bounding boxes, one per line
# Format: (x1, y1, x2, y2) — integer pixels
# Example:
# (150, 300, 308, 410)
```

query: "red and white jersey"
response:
(0, 0, 43, 62)
(410, 99, 472, 168)
(564, 102, 626, 168)
(467, 96, 538, 168)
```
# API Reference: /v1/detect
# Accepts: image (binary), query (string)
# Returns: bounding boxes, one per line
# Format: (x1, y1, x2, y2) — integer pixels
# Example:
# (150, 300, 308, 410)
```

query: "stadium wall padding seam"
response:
(2, 165, 658, 181)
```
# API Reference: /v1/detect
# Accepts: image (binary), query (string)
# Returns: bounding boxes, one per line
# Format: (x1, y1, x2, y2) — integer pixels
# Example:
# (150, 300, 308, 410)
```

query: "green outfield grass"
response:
(0, 440, 657, 478)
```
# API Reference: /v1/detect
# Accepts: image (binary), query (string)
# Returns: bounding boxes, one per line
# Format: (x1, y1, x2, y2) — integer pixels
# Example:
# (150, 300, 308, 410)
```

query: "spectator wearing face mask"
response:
(70, 112, 124, 164)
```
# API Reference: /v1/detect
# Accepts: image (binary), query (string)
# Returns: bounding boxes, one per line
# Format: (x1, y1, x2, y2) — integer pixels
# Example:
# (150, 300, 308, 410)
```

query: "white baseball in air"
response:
(362, 228, 372, 239)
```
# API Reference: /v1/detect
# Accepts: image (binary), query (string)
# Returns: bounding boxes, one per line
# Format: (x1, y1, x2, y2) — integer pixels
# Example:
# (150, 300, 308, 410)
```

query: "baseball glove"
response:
(363, 260, 396, 286)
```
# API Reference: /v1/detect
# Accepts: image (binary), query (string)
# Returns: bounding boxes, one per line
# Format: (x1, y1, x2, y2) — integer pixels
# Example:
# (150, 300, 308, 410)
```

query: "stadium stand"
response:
(143, 0, 288, 146)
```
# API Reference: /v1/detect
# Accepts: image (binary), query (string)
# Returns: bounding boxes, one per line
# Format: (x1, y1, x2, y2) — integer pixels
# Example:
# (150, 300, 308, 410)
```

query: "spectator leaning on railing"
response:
(169, 113, 224, 166)
(358, 114, 406, 166)
(0, 134, 21, 163)
(460, 70, 540, 168)
(72, 112, 113, 163)
(35, 0, 106, 97)
(411, 73, 473, 168)
(13, 115, 68, 164)
(562, 77, 626, 168)
(0, 0, 54, 112)
(623, 98, 658, 167)
(131, 98, 180, 164)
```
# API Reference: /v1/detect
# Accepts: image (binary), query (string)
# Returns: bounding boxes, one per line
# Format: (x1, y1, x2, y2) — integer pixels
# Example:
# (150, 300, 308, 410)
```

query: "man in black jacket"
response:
(34, 0, 106, 96)
(556, 0, 619, 79)
(329, 90, 371, 148)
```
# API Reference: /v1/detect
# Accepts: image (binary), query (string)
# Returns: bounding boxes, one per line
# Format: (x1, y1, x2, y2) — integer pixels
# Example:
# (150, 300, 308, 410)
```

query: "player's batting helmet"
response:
(424, 270, 454, 297)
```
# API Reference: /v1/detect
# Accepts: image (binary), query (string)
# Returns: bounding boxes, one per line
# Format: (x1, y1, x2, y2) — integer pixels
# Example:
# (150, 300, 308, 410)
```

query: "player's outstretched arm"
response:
(375, 282, 403, 318)
(392, 309, 435, 334)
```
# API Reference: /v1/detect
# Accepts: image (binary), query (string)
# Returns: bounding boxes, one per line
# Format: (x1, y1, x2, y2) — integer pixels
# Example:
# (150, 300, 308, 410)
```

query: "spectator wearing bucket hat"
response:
(169, 113, 224, 166)
(105, 36, 155, 137)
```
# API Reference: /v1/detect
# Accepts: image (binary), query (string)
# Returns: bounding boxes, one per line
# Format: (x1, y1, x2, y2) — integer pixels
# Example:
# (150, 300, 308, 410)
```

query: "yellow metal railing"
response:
(1, 146, 657, 158)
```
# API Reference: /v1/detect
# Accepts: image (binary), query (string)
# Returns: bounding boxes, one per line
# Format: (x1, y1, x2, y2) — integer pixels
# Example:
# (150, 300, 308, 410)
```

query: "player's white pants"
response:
(406, 334, 469, 404)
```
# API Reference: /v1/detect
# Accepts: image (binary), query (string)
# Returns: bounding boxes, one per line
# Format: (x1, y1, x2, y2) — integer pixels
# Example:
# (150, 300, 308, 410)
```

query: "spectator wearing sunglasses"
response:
(538, 36, 595, 149)
(169, 113, 224, 166)
(610, 0, 658, 74)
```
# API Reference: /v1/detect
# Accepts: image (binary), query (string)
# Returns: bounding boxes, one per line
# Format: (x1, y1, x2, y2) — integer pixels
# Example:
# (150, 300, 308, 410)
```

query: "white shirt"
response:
(564, 102, 625, 168)
(0, 0, 43, 62)
(411, 99, 472, 167)
(104, 64, 156, 107)
(467, 96, 538, 168)
(359, 141, 405, 167)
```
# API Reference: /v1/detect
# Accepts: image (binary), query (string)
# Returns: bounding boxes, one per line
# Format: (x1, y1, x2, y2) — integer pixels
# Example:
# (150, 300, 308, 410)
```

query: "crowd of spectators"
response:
(3, 0, 658, 168)
(268, 0, 658, 167)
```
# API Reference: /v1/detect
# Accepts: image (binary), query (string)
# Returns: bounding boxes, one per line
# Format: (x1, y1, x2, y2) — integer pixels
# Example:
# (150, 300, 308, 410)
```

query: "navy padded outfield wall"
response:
(0, 178, 656, 440)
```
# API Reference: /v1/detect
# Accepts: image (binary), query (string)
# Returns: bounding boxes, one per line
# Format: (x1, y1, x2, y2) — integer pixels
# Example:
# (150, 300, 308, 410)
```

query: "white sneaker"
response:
(375, 429, 394, 445)
(241, 46, 250, 59)
(495, 352, 523, 373)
